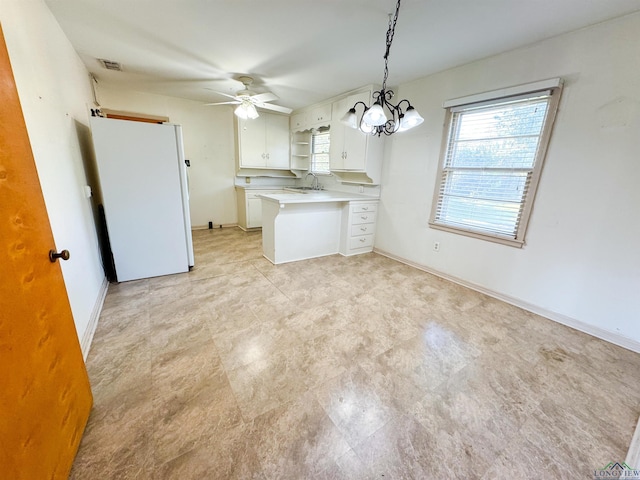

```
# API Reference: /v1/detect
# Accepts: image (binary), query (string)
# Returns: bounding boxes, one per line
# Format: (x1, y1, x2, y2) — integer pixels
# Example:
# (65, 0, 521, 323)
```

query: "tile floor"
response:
(71, 227, 640, 479)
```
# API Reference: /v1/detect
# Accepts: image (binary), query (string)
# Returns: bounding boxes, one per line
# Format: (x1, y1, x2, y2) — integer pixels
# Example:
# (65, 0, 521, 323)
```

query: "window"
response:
(310, 128, 330, 174)
(429, 79, 563, 247)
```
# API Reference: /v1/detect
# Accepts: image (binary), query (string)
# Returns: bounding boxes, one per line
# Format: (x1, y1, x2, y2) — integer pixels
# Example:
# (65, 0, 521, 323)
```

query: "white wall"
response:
(377, 13, 640, 348)
(96, 86, 237, 228)
(0, 0, 106, 347)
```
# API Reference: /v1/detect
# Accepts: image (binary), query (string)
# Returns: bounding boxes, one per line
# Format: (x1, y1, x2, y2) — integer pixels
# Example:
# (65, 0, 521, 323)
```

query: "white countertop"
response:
(234, 185, 292, 190)
(259, 190, 378, 205)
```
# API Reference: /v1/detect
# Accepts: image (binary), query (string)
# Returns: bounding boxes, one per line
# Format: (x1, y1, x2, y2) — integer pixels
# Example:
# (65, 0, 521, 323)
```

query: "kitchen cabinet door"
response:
(265, 114, 290, 169)
(290, 111, 307, 131)
(291, 104, 331, 133)
(330, 91, 371, 171)
(238, 113, 290, 169)
(343, 119, 367, 170)
(307, 103, 332, 128)
(329, 96, 349, 170)
(236, 188, 285, 230)
(238, 115, 267, 168)
(247, 197, 263, 228)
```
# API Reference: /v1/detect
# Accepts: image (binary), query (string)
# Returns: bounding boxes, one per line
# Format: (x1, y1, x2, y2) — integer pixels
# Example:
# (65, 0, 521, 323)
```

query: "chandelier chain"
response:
(341, 0, 422, 136)
(382, 0, 401, 90)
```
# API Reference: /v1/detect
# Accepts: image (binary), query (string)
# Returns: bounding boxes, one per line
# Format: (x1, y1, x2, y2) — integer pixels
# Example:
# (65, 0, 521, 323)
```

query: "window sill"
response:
(428, 221, 525, 248)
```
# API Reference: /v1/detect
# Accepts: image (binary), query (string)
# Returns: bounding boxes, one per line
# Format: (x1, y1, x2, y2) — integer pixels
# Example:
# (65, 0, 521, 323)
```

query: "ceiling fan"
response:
(205, 76, 292, 119)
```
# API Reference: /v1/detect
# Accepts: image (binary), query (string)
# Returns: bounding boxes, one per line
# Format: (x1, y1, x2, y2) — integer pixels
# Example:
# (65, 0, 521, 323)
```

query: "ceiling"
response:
(45, 0, 640, 111)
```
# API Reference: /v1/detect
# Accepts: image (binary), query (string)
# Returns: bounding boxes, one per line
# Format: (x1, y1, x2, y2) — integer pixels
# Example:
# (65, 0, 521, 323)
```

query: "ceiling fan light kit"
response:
(235, 101, 259, 119)
(342, 0, 423, 136)
(205, 75, 292, 119)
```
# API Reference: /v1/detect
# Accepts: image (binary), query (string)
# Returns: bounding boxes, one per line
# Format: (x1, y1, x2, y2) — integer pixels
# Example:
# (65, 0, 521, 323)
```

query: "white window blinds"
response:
(430, 83, 562, 246)
(310, 129, 330, 174)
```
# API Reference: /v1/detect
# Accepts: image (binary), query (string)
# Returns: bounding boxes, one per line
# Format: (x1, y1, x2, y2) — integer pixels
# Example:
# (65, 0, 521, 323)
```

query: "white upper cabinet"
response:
(237, 112, 290, 169)
(290, 112, 306, 132)
(330, 90, 382, 172)
(265, 114, 290, 168)
(307, 103, 332, 129)
(288, 86, 384, 183)
(289, 103, 332, 132)
(239, 115, 266, 166)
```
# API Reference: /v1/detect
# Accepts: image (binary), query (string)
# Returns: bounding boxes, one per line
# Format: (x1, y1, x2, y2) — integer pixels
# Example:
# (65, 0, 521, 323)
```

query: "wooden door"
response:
(0, 24, 93, 479)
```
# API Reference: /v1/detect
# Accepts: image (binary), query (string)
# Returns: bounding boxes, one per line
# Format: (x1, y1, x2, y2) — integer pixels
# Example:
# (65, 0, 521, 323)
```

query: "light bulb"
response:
(246, 103, 259, 119)
(398, 106, 424, 132)
(360, 119, 374, 134)
(234, 104, 249, 119)
(235, 102, 259, 120)
(362, 103, 387, 127)
(340, 108, 358, 129)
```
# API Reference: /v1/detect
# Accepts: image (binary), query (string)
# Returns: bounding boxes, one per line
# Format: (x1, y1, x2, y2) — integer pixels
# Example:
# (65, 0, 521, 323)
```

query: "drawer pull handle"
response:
(360, 227, 367, 232)
(362, 207, 369, 211)
(361, 216, 368, 220)
(360, 238, 366, 243)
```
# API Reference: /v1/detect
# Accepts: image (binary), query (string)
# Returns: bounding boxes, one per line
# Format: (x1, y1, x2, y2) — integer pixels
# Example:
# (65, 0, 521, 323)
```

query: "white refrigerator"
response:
(90, 116, 195, 282)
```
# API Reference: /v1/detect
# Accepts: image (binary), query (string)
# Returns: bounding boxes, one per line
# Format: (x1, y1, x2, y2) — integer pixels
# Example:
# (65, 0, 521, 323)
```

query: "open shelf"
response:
(291, 131, 312, 170)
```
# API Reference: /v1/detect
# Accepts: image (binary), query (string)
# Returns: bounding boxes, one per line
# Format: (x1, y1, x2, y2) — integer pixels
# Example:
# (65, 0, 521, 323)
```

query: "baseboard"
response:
(80, 277, 109, 361)
(373, 248, 640, 354)
(627, 417, 640, 468)
(192, 223, 239, 230)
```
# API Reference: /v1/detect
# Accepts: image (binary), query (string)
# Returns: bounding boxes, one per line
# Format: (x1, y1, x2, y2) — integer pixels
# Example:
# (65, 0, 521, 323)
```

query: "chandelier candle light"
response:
(341, 0, 423, 136)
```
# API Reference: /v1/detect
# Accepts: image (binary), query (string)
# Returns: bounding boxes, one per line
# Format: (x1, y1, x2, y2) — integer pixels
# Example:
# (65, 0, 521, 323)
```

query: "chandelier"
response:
(341, 0, 423, 136)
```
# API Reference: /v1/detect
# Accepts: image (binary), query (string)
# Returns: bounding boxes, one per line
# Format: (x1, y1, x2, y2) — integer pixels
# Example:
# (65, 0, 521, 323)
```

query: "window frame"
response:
(309, 128, 331, 175)
(429, 79, 563, 247)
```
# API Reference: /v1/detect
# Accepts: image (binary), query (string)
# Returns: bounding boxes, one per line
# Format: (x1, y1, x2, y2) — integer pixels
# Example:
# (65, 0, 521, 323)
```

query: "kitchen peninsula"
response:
(260, 191, 378, 264)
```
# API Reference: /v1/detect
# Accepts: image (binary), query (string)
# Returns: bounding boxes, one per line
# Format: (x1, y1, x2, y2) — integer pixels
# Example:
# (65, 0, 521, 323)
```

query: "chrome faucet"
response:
(306, 172, 320, 190)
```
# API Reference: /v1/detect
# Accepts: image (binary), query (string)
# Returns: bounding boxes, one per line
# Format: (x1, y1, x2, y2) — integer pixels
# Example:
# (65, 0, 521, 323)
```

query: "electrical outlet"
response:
(433, 242, 440, 252)
(245, 177, 251, 184)
(359, 185, 364, 193)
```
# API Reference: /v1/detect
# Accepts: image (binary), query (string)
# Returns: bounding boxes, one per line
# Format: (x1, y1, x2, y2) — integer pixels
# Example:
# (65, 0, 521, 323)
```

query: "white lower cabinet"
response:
(349, 234, 374, 250)
(236, 188, 284, 230)
(247, 197, 262, 228)
(340, 201, 378, 255)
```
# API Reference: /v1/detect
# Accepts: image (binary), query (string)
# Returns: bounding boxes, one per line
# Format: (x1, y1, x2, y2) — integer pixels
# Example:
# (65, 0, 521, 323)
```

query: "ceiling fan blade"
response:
(204, 101, 240, 106)
(256, 103, 293, 114)
(204, 89, 238, 100)
(251, 92, 278, 103)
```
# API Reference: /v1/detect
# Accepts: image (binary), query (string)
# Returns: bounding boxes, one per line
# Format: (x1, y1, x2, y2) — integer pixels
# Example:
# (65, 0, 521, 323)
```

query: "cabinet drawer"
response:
(351, 203, 377, 214)
(350, 224, 375, 237)
(351, 212, 376, 225)
(349, 234, 374, 250)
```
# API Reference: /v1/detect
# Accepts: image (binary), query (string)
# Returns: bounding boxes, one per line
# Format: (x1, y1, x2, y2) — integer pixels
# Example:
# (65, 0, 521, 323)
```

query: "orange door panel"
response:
(0, 23, 93, 479)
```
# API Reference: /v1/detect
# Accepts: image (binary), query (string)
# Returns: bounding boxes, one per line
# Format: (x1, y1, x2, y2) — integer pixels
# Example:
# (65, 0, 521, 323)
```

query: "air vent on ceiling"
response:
(98, 59, 122, 71)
